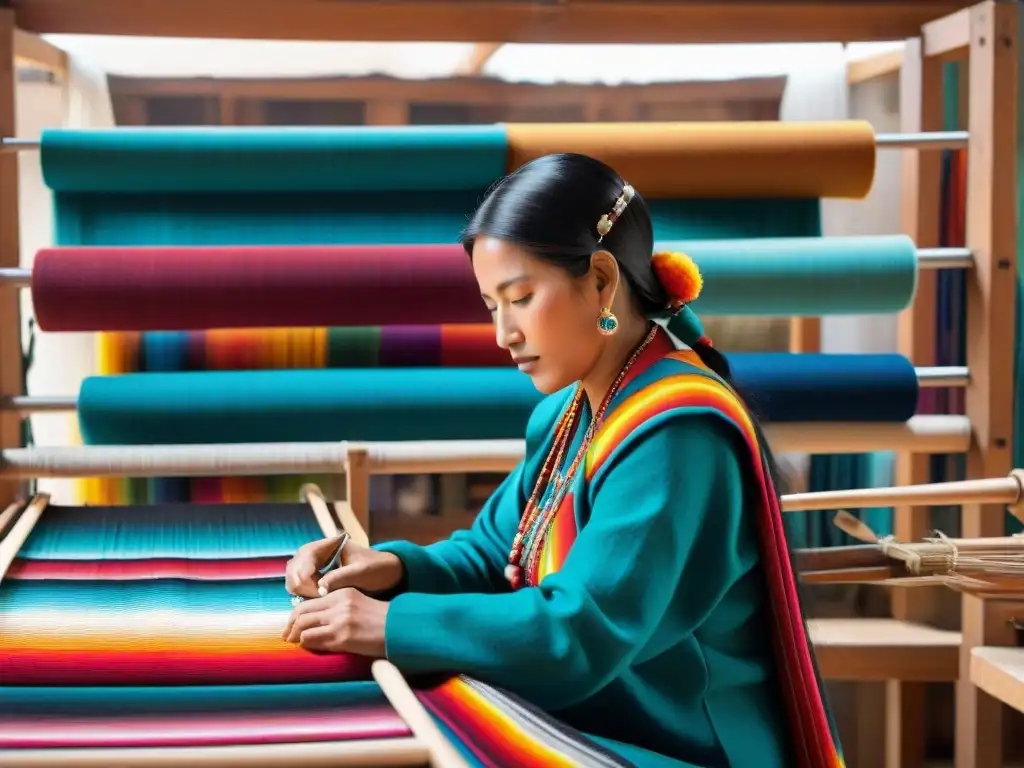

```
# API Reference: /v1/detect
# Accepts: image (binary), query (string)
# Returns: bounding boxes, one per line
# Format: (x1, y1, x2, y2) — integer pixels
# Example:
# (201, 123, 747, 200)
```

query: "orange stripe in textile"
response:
(422, 678, 578, 768)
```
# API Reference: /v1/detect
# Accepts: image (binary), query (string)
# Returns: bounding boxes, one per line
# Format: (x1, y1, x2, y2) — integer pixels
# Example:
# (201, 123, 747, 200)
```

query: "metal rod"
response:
(0, 366, 971, 416)
(0, 269, 30, 288)
(0, 396, 78, 413)
(916, 366, 969, 388)
(916, 247, 974, 269)
(3, 131, 970, 154)
(875, 130, 969, 150)
(0, 137, 40, 153)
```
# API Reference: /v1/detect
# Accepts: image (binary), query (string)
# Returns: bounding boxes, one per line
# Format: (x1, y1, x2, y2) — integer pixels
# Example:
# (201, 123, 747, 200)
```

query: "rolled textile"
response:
(77, 354, 919, 446)
(139, 325, 507, 371)
(79, 368, 542, 446)
(39, 126, 508, 193)
(54, 196, 818, 254)
(33, 236, 918, 332)
(679, 234, 918, 315)
(505, 121, 877, 199)
(38, 122, 876, 200)
(33, 245, 486, 331)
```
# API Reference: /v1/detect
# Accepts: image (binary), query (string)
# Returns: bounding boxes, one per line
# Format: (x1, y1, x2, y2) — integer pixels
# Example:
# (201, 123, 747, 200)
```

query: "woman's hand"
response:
(281, 588, 389, 657)
(284, 536, 405, 599)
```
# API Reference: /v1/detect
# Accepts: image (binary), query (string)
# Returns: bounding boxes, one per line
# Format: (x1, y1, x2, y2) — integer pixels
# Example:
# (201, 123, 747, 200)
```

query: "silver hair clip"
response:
(596, 183, 635, 243)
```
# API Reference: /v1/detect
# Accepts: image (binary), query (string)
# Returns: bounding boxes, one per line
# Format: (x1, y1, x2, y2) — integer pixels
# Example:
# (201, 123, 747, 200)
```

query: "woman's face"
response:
(472, 236, 605, 394)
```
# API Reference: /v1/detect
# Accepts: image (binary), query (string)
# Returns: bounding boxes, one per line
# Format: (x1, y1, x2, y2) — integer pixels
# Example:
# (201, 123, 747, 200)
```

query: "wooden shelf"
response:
(971, 646, 1024, 714)
(809, 619, 962, 682)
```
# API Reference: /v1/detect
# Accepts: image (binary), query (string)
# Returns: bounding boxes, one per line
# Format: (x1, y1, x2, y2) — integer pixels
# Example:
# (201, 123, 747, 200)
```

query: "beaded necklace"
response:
(504, 324, 659, 589)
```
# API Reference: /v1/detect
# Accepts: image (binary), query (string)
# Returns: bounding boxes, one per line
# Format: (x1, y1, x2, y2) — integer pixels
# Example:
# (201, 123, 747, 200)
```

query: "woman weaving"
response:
(282, 154, 843, 768)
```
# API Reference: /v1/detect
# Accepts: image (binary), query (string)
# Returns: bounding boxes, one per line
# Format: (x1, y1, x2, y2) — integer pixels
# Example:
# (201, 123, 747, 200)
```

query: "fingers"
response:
(317, 564, 364, 595)
(283, 602, 329, 643)
(298, 624, 337, 652)
(284, 559, 320, 599)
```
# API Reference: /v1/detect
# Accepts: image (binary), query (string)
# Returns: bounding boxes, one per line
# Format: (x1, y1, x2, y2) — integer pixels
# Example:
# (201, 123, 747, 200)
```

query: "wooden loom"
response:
(2, 465, 1024, 766)
(0, 2, 1018, 767)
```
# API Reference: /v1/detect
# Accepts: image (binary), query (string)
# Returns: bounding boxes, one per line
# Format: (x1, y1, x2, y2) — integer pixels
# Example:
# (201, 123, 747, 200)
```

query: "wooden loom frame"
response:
(0, 2, 1018, 767)
(2, 463, 1024, 767)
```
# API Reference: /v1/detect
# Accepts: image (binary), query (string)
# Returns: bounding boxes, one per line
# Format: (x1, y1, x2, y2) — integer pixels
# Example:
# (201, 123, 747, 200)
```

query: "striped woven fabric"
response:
(0, 500, 631, 764)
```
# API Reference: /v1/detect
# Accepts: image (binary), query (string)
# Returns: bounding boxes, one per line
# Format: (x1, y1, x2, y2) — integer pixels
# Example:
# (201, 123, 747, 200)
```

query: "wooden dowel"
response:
(794, 544, 893, 571)
(0, 416, 977, 480)
(782, 472, 1023, 513)
(373, 660, 471, 768)
(334, 500, 369, 547)
(0, 493, 49, 584)
(0, 497, 24, 541)
(301, 483, 340, 538)
(800, 567, 896, 584)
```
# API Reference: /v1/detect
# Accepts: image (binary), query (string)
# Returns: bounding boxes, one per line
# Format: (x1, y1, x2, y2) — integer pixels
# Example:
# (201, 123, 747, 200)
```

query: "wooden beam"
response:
(12, 28, 66, 76)
(454, 43, 503, 77)
(0, 10, 24, 507)
(956, 2, 1020, 767)
(13, 0, 976, 44)
(846, 48, 905, 84)
(923, 7, 971, 59)
(888, 35, 945, 768)
(105, 74, 787, 107)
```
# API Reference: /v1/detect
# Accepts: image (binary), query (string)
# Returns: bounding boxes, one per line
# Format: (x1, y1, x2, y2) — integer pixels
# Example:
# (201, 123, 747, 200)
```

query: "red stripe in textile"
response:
(0, 706, 409, 748)
(32, 245, 488, 332)
(1, 649, 373, 686)
(6, 556, 288, 581)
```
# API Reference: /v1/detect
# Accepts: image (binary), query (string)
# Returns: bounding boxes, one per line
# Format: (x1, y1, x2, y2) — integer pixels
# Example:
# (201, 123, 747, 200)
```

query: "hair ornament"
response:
(596, 183, 635, 243)
(651, 250, 703, 312)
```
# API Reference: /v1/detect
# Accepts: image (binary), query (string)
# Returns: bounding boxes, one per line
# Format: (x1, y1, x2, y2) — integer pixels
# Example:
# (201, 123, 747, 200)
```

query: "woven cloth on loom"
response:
(39, 124, 881, 537)
(0, 501, 644, 766)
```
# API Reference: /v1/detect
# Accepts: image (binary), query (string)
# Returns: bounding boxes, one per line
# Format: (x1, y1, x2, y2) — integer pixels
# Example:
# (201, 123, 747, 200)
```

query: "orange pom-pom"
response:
(651, 250, 703, 308)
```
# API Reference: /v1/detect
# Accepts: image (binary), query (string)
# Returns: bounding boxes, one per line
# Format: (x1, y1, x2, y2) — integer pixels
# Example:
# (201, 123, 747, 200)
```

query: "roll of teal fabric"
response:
(664, 234, 918, 315)
(78, 369, 545, 445)
(39, 126, 508, 193)
(77, 354, 919, 446)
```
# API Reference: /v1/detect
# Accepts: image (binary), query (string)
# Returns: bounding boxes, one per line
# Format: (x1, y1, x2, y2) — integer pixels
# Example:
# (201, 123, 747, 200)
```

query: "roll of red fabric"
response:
(31, 245, 489, 331)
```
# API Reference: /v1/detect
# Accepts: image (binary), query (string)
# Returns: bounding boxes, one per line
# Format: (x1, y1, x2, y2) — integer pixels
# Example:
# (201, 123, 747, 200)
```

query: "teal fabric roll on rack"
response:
(79, 368, 543, 445)
(674, 234, 917, 315)
(39, 126, 509, 193)
(77, 354, 920, 446)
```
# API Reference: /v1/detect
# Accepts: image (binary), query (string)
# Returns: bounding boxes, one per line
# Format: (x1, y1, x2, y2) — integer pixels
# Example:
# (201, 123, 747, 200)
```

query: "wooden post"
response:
(955, 3, 1019, 767)
(885, 34, 945, 768)
(345, 447, 371, 540)
(0, 10, 23, 507)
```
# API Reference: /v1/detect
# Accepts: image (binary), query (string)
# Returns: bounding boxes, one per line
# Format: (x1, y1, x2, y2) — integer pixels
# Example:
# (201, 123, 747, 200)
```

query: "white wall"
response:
(16, 56, 115, 503)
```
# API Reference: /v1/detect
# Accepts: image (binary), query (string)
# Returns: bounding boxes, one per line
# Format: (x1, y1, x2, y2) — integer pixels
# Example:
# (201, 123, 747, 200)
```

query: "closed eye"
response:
(512, 294, 533, 307)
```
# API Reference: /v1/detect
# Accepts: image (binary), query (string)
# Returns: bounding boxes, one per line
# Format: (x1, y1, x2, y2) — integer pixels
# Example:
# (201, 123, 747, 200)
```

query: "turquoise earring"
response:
(597, 307, 619, 335)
